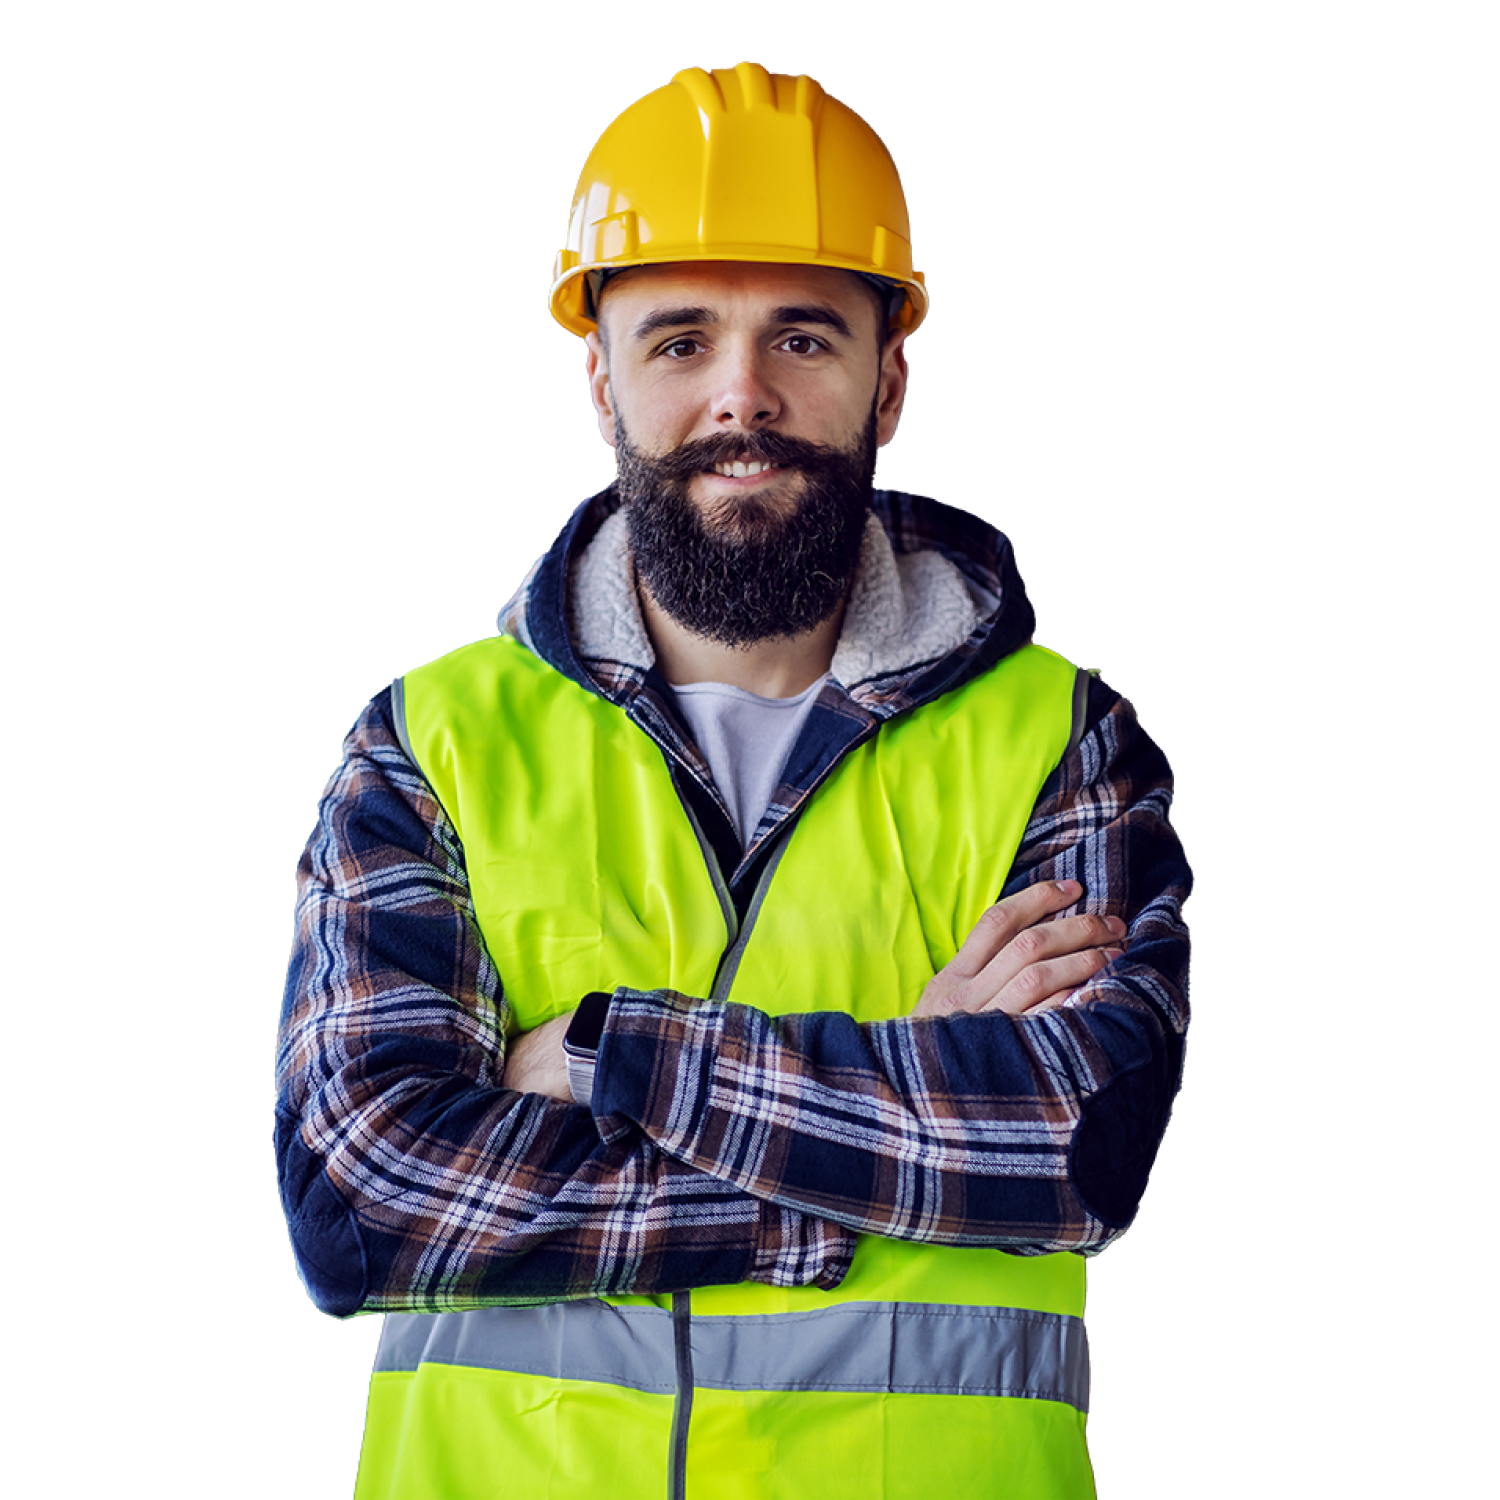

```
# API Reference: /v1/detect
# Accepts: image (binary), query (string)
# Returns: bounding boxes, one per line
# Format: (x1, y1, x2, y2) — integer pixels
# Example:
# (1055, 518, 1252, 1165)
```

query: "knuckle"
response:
(979, 903, 1015, 938)
(1070, 951, 1108, 987)
(920, 980, 964, 1017)
(1010, 928, 1047, 961)
(1060, 915, 1109, 952)
(1009, 965, 1047, 1003)
(950, 982, 983, 1014)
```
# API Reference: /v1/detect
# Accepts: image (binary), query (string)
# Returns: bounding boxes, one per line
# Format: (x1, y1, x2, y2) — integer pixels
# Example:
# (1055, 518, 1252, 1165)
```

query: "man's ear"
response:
(874, 329, 909, 448)
(585, 332, 618, 449)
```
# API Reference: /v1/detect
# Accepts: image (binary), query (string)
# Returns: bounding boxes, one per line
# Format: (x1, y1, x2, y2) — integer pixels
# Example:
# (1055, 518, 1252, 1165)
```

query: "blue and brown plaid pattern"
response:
(276, 492, 1190, 1315)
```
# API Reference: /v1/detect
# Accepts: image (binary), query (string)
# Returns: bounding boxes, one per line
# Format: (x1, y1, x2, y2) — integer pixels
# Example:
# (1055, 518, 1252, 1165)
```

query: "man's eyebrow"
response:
(631, 307, 718, 341)
(629, 303, 857, 342)
(770, 304, 854, 339)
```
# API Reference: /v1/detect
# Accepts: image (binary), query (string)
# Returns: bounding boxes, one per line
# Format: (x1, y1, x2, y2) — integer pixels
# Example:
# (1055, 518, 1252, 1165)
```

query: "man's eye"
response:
(659, 338, 702, 359)
(779, 334, 825, 355)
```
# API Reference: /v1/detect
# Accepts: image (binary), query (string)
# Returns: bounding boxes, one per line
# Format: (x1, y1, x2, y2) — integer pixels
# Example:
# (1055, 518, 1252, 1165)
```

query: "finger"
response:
(979, 947, 1124, 1016)
(939, 880, 1086, 982)
(1023, 973, 1121, 1014)
(918, 885, 1123, 1017)
(970, 911, 1125, 999)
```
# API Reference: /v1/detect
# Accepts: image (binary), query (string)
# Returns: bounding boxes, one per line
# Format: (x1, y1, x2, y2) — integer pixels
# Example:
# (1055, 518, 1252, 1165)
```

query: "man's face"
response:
(585, 262, 908, 645)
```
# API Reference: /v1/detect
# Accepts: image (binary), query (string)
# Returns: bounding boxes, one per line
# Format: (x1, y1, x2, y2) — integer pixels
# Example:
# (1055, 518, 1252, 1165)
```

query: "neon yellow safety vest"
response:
(359, 634, 1093, 1500)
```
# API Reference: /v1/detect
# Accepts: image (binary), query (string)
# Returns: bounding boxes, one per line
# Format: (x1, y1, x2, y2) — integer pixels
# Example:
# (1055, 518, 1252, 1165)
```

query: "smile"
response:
(712, 460, 780, 478)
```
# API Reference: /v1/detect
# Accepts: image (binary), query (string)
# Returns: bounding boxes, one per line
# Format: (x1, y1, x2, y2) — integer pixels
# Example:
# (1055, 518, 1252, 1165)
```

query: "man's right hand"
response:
(913, 880, 1125, 1019)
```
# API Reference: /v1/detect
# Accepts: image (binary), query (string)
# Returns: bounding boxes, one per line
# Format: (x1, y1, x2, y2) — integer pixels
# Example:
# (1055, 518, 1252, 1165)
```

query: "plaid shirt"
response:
(276, 490, 1191, 1315)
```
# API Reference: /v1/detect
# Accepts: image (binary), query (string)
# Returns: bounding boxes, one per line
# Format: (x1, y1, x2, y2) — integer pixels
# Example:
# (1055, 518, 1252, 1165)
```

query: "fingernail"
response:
(1053, 880, 1081, 895)
(1105, 916, 1127, 937)
(1102, 948, 1125, 963)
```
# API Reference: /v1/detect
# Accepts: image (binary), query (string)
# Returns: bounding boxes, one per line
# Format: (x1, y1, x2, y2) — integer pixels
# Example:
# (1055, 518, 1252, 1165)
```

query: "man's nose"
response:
(710, 345, 781, 430)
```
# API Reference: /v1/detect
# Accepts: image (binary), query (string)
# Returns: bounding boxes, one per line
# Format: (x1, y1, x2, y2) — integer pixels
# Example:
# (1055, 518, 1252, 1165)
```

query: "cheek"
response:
(788, 358, 879, 418)
(803, 383, 879, 444)
(616, 382, 703, 452)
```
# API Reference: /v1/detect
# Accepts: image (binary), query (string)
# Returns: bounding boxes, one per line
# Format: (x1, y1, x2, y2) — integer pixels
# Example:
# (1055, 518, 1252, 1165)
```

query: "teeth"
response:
(714, 460, 775, 478)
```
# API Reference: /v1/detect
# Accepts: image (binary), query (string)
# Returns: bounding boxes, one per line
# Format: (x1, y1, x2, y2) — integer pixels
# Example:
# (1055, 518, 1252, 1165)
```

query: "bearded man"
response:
(277, 63, 1192, 1500)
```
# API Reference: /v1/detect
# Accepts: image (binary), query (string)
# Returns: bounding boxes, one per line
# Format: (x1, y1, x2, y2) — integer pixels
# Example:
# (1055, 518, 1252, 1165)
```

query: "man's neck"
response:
(638, 582, 842, 697)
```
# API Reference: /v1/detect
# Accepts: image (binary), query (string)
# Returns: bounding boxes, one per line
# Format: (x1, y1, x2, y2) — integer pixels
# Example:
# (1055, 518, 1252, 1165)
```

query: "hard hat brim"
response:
(550, 253, 927, 338)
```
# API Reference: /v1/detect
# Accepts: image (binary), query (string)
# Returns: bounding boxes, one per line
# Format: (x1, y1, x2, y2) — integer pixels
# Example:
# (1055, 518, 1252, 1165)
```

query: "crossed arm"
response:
(276, 681, 1189, 1316)
(504, 878, 1129, 1098)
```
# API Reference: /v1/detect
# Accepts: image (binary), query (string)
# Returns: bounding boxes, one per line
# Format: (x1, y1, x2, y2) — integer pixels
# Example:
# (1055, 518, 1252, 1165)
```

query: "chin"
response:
(696, 477, 808, 535)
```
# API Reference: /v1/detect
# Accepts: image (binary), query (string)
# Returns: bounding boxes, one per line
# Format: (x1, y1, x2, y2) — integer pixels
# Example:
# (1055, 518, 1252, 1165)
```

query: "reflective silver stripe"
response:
(711, 834, 794, 1001)
(375, 1299, 1089, 1412)
(1068, 666, 1091, 756)
(377, 1301, 678, 1393)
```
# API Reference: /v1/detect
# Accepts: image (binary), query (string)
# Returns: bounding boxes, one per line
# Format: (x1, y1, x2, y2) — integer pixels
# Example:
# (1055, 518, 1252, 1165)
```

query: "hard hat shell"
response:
(550, 63, 927, 337)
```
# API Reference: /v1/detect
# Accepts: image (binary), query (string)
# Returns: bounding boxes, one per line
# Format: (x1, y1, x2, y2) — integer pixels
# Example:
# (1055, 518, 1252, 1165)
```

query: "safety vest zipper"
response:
(668, 1290, 694, 1500)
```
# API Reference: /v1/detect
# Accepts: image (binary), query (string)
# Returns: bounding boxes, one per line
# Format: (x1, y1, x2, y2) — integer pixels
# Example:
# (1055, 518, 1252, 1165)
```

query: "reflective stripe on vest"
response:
(374, 635, 1092, 1500)
(376, 1297, 1089, 1408)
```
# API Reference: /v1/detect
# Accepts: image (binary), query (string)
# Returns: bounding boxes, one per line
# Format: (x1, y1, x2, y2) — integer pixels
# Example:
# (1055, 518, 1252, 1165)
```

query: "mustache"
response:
(640, 430, 855, 481)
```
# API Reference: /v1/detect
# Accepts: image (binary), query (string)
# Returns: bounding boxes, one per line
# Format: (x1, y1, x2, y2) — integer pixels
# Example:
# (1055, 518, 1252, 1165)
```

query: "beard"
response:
(617, 415, 877, 648)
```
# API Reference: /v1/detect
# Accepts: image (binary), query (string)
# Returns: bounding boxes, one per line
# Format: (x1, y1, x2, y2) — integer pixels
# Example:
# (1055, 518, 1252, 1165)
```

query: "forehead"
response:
(598, 261, 881, 338)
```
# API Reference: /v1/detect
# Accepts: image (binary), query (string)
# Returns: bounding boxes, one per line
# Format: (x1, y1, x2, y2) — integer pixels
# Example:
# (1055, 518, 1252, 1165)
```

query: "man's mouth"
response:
(711, 460, 780, 478)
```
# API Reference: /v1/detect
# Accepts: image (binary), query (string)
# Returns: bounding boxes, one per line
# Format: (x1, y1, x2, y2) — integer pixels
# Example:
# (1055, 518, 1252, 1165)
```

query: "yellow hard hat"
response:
(549, 62, 927, 337)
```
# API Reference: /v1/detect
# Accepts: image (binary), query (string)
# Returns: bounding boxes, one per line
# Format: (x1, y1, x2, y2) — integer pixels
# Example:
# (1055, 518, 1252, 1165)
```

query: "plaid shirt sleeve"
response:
(592, 678, 1191, 1256)
(275, 690, 855, 1317)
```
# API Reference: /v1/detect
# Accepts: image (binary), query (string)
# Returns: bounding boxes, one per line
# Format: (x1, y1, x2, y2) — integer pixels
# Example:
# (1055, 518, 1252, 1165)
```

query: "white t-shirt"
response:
(673, 675, 829, 849)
